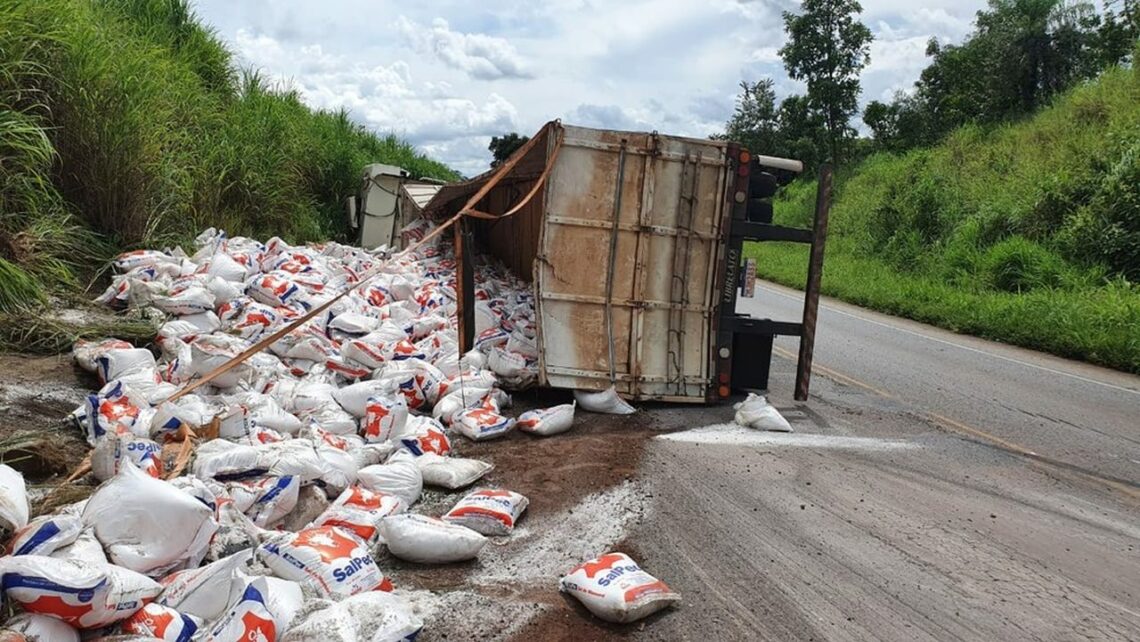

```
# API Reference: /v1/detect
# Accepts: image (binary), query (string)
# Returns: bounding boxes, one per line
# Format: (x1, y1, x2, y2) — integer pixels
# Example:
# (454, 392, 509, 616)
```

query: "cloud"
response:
(749, 47, 782, 64)
(230, 29, 519, 161)
(197, 0, 990, 173)
(395, 16, 534, 80)
(864, 35, 936, 101)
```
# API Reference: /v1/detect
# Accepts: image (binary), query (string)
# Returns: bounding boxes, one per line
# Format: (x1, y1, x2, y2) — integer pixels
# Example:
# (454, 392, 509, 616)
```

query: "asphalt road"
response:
(611, 282, 1140, 641)
(749, 281, 1140, 487)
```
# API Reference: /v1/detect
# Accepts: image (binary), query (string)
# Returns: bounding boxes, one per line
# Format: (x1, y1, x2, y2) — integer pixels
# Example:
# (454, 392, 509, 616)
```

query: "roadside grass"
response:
(0, 0, 457, 331)
(748, 62, 1140, 374)
(745, 240, 1140, 374)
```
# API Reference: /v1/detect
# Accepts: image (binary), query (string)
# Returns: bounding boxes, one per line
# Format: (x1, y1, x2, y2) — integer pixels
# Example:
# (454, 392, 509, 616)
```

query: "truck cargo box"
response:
(424, 121, 830, 402)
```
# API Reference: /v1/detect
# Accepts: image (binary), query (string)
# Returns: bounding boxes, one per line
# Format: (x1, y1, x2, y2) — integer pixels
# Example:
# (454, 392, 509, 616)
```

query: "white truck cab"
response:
(348, 164, 442, 250)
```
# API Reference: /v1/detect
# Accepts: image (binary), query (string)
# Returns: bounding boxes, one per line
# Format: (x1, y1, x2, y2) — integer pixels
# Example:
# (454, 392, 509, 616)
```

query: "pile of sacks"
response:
(0, 223, 590, 641)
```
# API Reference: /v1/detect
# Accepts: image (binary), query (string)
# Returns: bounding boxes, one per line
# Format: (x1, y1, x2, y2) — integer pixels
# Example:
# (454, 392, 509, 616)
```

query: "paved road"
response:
(748, 281, 1140, 488)
(614, 283, 1140, 641)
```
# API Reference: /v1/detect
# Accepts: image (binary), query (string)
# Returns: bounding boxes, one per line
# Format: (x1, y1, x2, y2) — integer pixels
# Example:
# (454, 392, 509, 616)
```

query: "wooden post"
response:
(454, 218, 476, 354)
(795, 164, 832, 401)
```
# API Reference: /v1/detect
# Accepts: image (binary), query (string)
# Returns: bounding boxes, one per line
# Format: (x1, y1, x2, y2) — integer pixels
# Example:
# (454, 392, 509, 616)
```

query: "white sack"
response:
(82, 461, 218, 576)
(559, 552, 680, 623)
(733, 393, 793, 432)
(0, 464, 29, 532)
(574, 386, 636, 415)
(378, 514, 486, 564)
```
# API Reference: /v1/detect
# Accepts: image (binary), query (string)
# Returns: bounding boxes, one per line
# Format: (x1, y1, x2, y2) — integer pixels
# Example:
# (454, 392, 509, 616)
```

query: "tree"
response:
(866, 0, 1126, 153)
(864, 91, 933, 152)
(862, 101, 898, 147)
(724, 79, 782, 157)
(779, 0, 873, 165)
(1096, 0, 1140, 67)
(488, 133, 529, 168)
(777, 94, 828, 170)
(719, 84, 828, 171)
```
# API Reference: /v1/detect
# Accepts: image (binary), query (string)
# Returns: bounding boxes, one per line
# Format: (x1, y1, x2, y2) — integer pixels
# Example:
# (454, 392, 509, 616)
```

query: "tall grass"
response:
(0, 0, 457, 318)
(749, 61, 1140, 372)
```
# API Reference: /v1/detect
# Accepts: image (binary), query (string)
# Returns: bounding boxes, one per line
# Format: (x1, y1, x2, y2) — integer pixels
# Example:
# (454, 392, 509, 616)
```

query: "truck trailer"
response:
(422, 121, 831, 402)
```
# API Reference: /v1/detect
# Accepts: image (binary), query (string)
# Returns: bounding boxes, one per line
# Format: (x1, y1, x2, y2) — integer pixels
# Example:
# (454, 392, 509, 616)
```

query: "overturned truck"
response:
(423, 121, 832, 403)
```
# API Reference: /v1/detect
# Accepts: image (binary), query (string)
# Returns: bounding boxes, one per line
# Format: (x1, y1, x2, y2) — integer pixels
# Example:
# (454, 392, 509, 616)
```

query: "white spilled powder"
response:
(659, 423, 918, 451)
(394, 482, 648, 640)
(397, 588, 546, 640)
(471, 480, 646, 587)
(0, 380, 86, 411)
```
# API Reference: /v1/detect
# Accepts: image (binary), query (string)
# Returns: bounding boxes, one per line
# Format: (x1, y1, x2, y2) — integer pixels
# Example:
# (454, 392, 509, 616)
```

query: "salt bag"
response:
(453, 406, 515, 442)
(332, 380, 392, 418)
(355, 453, 422, 506)
(120, 602, 201, 642)
(378, 514, 486, 564)
(91, 434, 165, 481)
(0, 555, 162, 628)
(156, 550, 253, 623)
(443, 489, 529, 536)
(225, 475, 300, 527)
(516, 402, 575, 436)
(82, 461, 218, 577)
(397, 416, 451, 456)
(416, 453, 494, 490)
(733, 393, 792, 432)
(50, 528, 108, 565)
(559, 552, 680, 623)
(256, 526, 389, 598)
(203, 575, 303, 642)
(574, 386, 636, 415)
(360, 395, 408, 444)
(2, 613, 80, 642)
(201, 578, 278, 642)
(0, 464, 30, 532)
(308, 485, 406, 546)
(7, 513, 82, 556)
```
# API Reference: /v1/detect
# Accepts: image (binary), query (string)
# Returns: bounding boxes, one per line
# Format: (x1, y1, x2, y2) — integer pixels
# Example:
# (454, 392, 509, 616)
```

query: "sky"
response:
(193, 0, 988, 177)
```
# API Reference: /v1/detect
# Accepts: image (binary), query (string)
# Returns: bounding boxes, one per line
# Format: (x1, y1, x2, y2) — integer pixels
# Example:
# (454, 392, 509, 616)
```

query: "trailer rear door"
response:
(535, 125, 730, 401)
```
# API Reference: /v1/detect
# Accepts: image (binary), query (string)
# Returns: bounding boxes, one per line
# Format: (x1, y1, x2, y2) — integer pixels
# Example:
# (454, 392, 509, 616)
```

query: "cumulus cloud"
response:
(198, 0, 990, 173)
(230, 29, 519, 160)
(395, 16, 534, 80)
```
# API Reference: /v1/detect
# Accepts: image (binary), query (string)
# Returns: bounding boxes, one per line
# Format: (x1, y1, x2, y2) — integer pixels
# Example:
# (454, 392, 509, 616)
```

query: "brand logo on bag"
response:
(332, 554, 376, 582)
(573, 553, 640, 587)
(294, 528, 362, 563)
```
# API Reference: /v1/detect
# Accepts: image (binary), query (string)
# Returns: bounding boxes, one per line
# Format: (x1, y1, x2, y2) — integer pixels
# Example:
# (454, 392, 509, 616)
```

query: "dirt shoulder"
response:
(0, 354, 92, 482)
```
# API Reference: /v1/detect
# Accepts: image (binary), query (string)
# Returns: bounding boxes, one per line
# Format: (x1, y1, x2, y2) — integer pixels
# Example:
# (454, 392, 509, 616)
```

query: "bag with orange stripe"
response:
(559, 552, 680, 623)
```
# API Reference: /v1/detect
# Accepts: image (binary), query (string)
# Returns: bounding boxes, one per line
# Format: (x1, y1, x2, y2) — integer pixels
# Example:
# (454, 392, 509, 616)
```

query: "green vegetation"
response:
(779, 0, 872, 165)
(488, 133, 530, 168)
(747, 63, 1140, 372)
(0, 0, 456, 316)
(864, 0, 1139, 153)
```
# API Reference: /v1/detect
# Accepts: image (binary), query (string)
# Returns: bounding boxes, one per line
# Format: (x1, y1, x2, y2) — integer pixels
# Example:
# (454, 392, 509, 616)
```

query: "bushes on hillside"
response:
(0, 0, 455, 311)
(753, 61, 1140, 370)
(1063, 138, 1140, 279)
(780, 63, 1140, 291)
